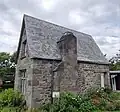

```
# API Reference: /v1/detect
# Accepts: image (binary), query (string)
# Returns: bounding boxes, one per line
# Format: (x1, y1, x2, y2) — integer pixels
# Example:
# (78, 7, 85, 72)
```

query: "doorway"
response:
(110, 72, 120, 91)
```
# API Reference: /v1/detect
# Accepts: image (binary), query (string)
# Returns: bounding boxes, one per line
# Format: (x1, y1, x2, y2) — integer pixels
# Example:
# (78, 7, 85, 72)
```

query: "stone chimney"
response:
(57, 32, 77, 64)
(57, 32, 79, 92)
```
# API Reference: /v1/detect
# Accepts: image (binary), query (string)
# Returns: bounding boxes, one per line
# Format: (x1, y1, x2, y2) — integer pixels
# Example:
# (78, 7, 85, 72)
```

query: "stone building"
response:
(15, 15, 110, 107)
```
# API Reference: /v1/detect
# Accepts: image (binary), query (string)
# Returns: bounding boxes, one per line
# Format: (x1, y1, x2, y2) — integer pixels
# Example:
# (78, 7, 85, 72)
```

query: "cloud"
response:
(0, 0, 120, 59)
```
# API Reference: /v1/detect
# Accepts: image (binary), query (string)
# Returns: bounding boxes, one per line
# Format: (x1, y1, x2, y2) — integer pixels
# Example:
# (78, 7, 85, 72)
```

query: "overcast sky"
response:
(0, 0, 120, 59)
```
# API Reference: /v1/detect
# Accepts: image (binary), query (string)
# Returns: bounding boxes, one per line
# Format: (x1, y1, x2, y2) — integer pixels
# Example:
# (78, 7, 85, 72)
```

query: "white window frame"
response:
(20, 70, 27, 95)
(101, 73, 105, 88)
(111, 75, 117, 91)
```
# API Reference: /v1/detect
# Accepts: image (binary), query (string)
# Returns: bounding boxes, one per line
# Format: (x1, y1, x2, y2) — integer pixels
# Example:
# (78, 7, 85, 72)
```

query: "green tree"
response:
(0, 52, 16, 77)
(10, 51, 17, 64)
(109, 50, 120, 70)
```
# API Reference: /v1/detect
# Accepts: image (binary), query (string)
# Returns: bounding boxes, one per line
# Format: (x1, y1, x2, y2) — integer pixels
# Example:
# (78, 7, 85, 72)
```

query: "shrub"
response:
(40, 92, 99, 112)
(109, 92, 120, 100)
(86, 87, 120, 111)
(0, 107, 20, 112)
(104, 87, 112, 94)
(0, 88, 25, 107)
(40, 88, 120, 112)
(26, 108, 41, 112)
(1, 87, 120, 112)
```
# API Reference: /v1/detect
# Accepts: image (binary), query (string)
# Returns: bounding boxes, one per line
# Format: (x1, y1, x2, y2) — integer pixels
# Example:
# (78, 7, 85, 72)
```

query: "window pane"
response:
(19, 70, 26, 94)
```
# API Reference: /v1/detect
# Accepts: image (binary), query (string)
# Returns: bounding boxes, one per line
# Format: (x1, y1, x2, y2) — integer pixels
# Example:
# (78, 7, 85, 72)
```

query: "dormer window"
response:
(21, 39, 27, 59)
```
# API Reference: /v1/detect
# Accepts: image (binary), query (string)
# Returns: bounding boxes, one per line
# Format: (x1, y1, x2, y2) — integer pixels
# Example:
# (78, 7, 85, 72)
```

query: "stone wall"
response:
(53, 61, 110, 94)
(15, 57, 33, 107)
(16, 57, 109, 108)
(77, 62, 110, 92)
(31, 59, 60, 107)
(30, 58, 110, 107)
(15, 28, 33, 107)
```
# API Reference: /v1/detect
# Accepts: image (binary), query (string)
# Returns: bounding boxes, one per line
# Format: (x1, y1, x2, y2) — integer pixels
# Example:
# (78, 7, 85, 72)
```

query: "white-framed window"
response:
(20, 70, 26, 95)
(101, 73, 105, 88)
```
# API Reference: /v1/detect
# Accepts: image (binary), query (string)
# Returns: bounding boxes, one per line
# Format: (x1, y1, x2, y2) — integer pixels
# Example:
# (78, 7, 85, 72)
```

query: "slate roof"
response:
(19, 14, 109, 64)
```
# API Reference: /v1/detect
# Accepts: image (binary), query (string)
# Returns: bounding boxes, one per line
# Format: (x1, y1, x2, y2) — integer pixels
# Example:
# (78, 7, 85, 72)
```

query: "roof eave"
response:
(16, 15, 26, 63)
(30, 57, 109, 65)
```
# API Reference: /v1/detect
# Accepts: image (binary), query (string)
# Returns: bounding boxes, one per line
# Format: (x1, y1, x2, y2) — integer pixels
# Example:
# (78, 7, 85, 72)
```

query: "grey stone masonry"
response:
(15, 28, 33, 107)
(77, 62, 110, 92)
(57, 32, 79, 93)
(29, 59, 110, 107)
(31, 59, 60, 108)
